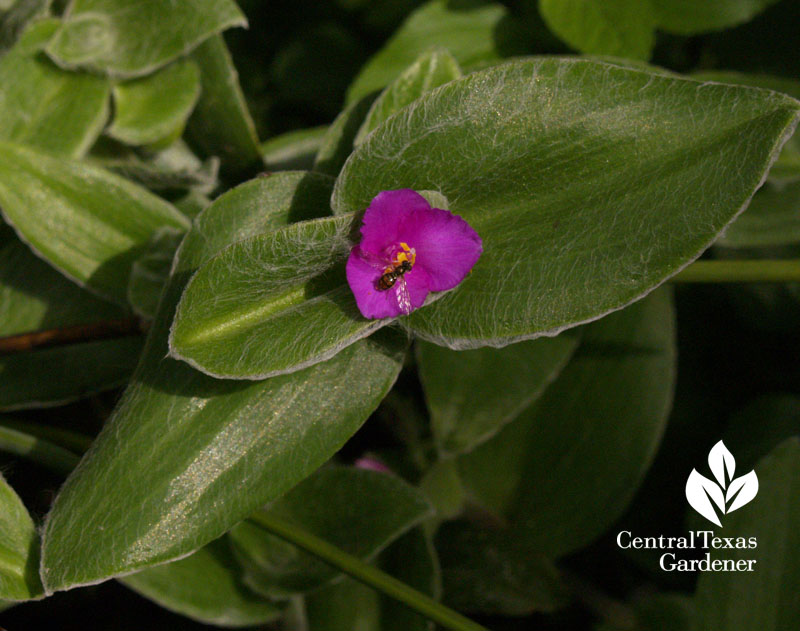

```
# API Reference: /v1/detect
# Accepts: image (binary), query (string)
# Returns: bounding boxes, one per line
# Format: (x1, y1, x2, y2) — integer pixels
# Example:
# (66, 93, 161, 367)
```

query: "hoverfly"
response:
(373, 242, 416, 314)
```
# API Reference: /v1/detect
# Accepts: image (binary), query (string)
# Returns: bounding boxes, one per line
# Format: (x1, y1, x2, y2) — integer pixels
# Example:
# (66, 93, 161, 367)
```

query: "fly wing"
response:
(395, 276, 412, 315)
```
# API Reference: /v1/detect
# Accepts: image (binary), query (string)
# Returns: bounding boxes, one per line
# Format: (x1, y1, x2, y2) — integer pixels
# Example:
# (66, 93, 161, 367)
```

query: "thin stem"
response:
(248, 512, 489, 631)
(0, 318, 142, 355)
(672, 259, 800, 283)
(0, 425, 81, 475)
(0, 418, 93, 454)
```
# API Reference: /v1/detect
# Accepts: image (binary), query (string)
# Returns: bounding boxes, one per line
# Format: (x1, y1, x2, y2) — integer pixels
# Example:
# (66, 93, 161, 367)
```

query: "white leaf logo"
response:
(708, 440, 736, 488)
(685, 440, 758, 527)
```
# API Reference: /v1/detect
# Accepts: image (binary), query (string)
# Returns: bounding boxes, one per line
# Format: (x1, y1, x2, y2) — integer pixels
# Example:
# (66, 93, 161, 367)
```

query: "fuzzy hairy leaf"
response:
(354, 47, 462, 145)
(457, 288, 675, 557)
(0, 234, 141, 409)
(417, 333, 579, 456)
(108, 59, 201, 147)
(654, 0, 783, 35)
(39, 172, 406, 594)
(262, 126, 328, 172)
(127, 227, 184, 320)
(168, 214, 390, 379)
(120, 539, 281, 627)
(92, 140, 219, 194)
(0, 19, 109, 157)
(230, 467, 432, 597)
(333, 58, 800, 348)
(346, 0, 510, 103)
(0, 338, 142, 411)
(313, 91, 377, 177)
(0, 237, 123, 336)
(0, 141, 189, 304)
(692, 72, 800, 183)
(45, 0, 246, 78)
(0, 474, 42, 601)
(539, 0, 656, 60)
(186, 34, 261, 174)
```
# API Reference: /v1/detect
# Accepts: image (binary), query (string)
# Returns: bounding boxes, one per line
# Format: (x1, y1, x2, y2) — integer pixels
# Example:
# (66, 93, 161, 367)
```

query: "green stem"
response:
(673, 259, 800, 283)
(0, 425, 81, 475)
(0, 418, 92, 454)
(248, 512, 489, 631)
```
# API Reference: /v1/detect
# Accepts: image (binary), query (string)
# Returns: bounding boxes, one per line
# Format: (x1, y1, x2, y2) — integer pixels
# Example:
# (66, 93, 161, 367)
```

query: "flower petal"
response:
(346, 246, 431, 319)
(359, 189, 432, 256)
(397, 266, 431, 314)
(401, 206, 483, 291)
(346, 247, 394, 319)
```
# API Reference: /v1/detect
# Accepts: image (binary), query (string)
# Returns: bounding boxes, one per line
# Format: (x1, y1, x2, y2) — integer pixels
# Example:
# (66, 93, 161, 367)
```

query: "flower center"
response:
(391, 242, 416, 268)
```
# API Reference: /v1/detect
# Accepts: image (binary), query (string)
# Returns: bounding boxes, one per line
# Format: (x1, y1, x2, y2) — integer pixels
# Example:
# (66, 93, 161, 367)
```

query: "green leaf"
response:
(230, 466, 432, 597)
(0, 236, 123, 335)
(538, 0, 656, 60)
(0, 473, 43, 601)
(44, 0, 247, 78)
(0, 235, 141, 410)
(108, 59, 201, 147)
(0, 19, 109, 157)
(92, 139, 219, 193)
(0, 141, 190, 304)
(0, 423, 80, 474)
(313, 90, 377, 177)
(419, 459, 467, 521)
(346, 0, 511, 103)
(262, 126, 329, 172)
(120, 538, 282, 627)
(169, 213, 391, 379)
(379, 528, 441, 631)
(354, 48, 462, 146)
(654, 0, 782, 35)
(694, 438, 800, 630)
(127, 226, 184, 320)
(186, 34, 261, 174)
(692, 72, 800, 183)
(0, 338, 143, 411)
(39, 172, 406, 593)
(333, 58, 800, 348)
(435, 519, 566, 616)
(417, 334, 579, 456)
(300, 527, 440, 631)
(716, 180, 800, 248)
(457, 289, 675, 557)
(0, 0, 52, 55)
(305, 578, 381, 631)
(174, 190, 212, 219)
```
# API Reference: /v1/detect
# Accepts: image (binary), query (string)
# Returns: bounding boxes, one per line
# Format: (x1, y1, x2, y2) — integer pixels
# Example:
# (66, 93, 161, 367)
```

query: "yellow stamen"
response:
(395, 242, 416, 265)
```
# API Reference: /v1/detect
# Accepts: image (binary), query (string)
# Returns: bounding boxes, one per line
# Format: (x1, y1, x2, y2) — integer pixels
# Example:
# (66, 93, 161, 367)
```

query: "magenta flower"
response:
(354, 456, 393, 474)
(346, 189, 482, 319)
